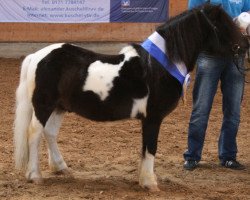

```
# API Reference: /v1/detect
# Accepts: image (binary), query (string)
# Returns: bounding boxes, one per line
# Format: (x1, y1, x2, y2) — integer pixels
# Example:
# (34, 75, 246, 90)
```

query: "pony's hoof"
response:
(145, 185, 160, 192)
(139, 173, 159, 192)
(28, 177, 44, 185)
(26, 171, 43, 184)
(54, 168, 74, 178)
(140, 183, 160, 192)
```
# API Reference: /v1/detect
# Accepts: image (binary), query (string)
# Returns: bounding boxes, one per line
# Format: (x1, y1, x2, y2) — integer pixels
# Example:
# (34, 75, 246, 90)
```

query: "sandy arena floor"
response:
(0, 57, 249, 199)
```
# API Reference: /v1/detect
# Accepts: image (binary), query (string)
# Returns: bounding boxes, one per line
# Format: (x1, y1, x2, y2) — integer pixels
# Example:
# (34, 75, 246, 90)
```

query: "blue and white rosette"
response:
(141, 31, 188, 85)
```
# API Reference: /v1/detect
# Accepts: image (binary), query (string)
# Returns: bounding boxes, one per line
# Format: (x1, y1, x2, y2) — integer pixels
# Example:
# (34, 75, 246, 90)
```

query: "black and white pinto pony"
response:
(14, 4, 248, 191)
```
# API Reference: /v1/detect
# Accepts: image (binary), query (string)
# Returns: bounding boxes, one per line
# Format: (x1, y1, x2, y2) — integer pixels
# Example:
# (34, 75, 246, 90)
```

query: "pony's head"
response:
(199, 4, 248, 56)
(156, 4, 248, 71)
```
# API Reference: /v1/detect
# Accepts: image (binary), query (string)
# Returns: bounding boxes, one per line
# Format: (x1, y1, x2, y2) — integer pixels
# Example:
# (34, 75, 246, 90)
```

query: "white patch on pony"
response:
(83, 45, 139, 101)
(26, 112, 44, 181)
(141, 149, 155, 174)
(139, 149, 158, 188)
(44, 111, 68, 172)
(83, 61, 123, 100)
(26, 43, 64, 99)
(130, 95, 148, 118)
(119, 45, 139, 61)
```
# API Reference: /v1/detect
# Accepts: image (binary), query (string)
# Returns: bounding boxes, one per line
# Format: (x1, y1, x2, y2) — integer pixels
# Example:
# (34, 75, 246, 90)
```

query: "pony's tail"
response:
(14, 55, 33, 170)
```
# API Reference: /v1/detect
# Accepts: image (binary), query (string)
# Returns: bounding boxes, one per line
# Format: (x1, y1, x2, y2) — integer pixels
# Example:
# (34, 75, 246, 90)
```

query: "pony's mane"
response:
(157, 8, 202, 68)
(156, 4, 242, 70)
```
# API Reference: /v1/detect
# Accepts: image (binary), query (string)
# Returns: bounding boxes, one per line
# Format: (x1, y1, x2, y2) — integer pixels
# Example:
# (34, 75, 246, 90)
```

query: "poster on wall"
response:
(111, 0, 168, 22)
(0, 0, 168, 23)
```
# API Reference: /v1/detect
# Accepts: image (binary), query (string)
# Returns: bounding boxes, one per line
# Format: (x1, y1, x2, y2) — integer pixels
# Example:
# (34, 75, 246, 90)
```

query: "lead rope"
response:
(232, 41, 250, 83)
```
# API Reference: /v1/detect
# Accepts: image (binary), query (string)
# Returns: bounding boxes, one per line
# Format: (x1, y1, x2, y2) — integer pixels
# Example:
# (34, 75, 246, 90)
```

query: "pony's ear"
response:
(205, 4, 223, 20)
(213, 4, 223, 15)
(202, 3, 220, 12)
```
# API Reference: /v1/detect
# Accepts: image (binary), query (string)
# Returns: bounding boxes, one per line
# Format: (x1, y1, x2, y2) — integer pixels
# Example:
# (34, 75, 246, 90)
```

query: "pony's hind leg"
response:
(26, 112, 44, 184)
(44, 111, 70, 175)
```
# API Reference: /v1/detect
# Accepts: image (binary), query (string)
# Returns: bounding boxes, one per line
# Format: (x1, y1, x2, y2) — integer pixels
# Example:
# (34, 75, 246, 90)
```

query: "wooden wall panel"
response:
(0, 0, 188, 42)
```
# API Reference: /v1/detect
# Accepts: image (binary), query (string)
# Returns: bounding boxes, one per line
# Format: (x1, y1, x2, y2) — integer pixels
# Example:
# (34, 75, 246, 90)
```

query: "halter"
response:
(200, 9, 220, 46)
(200, 9, 217, 31)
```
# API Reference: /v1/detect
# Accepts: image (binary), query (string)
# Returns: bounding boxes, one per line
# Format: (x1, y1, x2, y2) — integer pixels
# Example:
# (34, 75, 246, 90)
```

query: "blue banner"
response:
(0, 0, 168, 23)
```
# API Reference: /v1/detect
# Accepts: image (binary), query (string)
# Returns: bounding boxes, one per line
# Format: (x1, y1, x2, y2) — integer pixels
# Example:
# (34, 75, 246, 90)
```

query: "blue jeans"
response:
(183, 53, 245, 162)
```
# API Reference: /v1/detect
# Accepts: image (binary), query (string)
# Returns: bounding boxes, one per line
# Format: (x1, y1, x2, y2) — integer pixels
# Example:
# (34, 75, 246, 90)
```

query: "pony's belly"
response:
(73, 104, 132, 121)
(69, 92, 148, 122)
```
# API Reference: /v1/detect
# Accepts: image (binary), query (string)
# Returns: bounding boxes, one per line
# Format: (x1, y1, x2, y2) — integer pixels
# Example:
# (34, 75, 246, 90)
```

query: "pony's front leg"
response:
(26, 113, 43, 184)
(44, 111, 70, 175)
(139, 118, 162, 192)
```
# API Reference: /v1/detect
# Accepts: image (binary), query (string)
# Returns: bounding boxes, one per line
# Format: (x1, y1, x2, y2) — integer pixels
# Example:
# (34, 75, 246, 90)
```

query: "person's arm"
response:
(188, 0, 206, 9)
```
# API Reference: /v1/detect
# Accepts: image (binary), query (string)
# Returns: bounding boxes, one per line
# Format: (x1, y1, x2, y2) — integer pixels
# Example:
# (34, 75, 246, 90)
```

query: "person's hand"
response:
(240, 27, 246, 34)
(235, 12, 250, 34)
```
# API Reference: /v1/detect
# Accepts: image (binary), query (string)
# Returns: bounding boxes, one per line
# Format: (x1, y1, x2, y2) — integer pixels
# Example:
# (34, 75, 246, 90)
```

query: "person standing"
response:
(183, 0, 250, 170)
